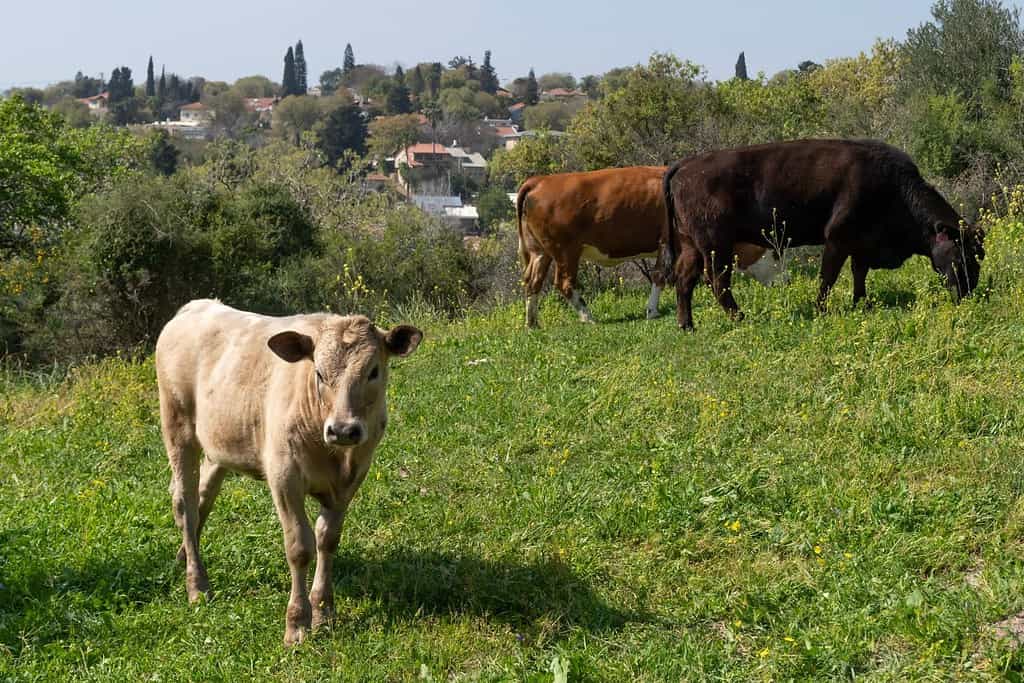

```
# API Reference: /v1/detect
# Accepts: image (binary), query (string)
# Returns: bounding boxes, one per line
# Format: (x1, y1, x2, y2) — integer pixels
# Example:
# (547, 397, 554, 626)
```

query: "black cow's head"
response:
(929, 225, 984, 301)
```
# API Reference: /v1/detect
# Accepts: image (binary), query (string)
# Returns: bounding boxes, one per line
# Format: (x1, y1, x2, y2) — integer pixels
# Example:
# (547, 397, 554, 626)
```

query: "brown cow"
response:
(661, 139, 984, 329)
(156, 299, 422, 644)
(516, 166, 785, 328)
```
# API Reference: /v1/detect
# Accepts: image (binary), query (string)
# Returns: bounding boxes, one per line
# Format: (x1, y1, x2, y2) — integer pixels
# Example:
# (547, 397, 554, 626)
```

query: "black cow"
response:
(660, 139, 984, 329)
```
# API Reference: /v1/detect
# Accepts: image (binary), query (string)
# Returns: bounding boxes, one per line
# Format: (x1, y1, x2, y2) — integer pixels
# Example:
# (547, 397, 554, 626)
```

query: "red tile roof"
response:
(509, 102, 526, 111)
(180, 102, 208, 111)
(495, 126, 518, 137)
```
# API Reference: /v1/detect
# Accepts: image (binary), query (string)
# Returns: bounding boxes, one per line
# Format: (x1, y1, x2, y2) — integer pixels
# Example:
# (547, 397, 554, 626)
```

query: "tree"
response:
(735, 52, 749, 80)
(72, 71, 104, 98)
(146, 56, 156, 97)
(523, 101, 578, 131)
(476, 185, 515, 232)
(387, 67, 412, 114)
(343, 44, 356, 74)
(428, 62, 443, 97)
(0, 96, 145, 256)
(107, 66, 138, 124)
(234, 75, 276, 97)
(568, 54, 718, 168)
(368, 113, 422, 158)
(295, 40, 308, 95)
(408, 65, 425, 97)
(316, 101, 368, 167)
(209, 90, 257, 138)
(272, 94, 323, 144)
(579, 75, 601, 99)
(538, 72, 576, 92)
(148, 129, 179, 176)
(282, 46, 298, 97)
(480, 50, 499, 94)
(320, 68, 344, 95)
(526, 68, 539, 105)
(158, 66, 167, 99)
(903, 0, 1024, 107)
(52, 97, 93, 128)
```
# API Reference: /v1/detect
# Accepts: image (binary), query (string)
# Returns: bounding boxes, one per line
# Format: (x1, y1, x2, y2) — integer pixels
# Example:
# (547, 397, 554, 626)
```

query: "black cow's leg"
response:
(817, 241, 850, 313)
(851, 257, 869, 306)
(707, 245, 744, 322)
(675, 241, 703, 330)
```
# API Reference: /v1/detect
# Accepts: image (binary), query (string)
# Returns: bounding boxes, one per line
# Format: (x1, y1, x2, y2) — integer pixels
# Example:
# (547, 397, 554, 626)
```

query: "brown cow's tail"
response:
(660, 162, 683, 284)
(515, 179, 536, 268)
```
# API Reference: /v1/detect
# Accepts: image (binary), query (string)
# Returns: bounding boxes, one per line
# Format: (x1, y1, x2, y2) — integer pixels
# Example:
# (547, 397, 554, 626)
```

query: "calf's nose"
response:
(325, 420, 365, 446)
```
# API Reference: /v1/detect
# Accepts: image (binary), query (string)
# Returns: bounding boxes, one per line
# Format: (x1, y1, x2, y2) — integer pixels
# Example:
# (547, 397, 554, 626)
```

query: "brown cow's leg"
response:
(851, 257, 869, 306)
(817, 241, 850, 312)
(271, 481, 315, 645)
(176, 460, 227, 563)
(309, 505, 345, 629)
(523, 253, 552, 328)
(675, 241, 703, 330)
(554, 252, 594, 324)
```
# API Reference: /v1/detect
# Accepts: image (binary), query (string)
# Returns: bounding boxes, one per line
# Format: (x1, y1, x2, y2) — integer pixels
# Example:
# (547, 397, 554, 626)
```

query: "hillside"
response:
(3, 229, 1024, 679)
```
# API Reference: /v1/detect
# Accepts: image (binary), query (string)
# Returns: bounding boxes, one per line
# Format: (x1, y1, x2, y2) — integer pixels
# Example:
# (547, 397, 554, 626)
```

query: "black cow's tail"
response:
(516, 179, 536, 269)
(660, 162, 683, 284)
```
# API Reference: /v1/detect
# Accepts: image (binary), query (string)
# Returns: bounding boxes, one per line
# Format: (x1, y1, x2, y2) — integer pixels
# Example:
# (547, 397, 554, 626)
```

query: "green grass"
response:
(5, 226, 1024, 680)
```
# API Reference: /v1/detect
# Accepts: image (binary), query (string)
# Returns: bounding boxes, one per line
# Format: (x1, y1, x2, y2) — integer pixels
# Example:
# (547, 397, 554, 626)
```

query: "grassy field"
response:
(4, 220, 1024, 680)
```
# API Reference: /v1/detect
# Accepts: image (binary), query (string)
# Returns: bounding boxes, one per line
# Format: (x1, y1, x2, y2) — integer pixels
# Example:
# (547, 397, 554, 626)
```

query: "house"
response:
(307, 85, 323, 97)
(180, 102, 214, 123)
(393, 143, 487, 194)
(77, 92, 109, 116)
(410, 195, 479, 233)
(244, 97, 277, 126)
(447, 145, 487, 184)
(502, 128, 566, 150)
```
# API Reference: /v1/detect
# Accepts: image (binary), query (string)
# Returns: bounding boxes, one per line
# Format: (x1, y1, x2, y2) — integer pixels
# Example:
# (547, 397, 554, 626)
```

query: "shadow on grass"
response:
(0, 529, 177, 653)
(333, 549, 640, 635)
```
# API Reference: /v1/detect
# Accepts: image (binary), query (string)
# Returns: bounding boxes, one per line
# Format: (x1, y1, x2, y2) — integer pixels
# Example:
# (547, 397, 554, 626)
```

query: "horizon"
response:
(2, 1, 955, 93)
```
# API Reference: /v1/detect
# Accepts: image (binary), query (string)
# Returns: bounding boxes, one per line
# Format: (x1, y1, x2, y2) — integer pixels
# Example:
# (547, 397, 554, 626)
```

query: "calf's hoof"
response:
(311, 606, 335, 630)
(729, 311, 745, 322)
(283, 625, 308, 646)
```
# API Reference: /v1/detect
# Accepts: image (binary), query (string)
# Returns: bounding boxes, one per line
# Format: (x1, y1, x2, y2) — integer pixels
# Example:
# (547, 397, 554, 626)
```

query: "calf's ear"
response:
(383, 325, 423, 358)
(268, 331, 315, 363)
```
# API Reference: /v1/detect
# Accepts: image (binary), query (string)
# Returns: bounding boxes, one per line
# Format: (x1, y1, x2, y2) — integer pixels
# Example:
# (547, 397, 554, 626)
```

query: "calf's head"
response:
(929, 226, 984, 301)
(267, 316, 423, 447)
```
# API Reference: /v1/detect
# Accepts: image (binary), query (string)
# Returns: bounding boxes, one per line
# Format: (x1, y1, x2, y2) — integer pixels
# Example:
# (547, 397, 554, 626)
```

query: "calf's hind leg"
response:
(176, 460, 227, 563)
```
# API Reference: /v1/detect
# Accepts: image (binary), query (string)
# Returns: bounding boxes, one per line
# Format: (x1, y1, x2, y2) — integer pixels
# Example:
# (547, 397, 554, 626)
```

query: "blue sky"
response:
(3, 0, 943, 90)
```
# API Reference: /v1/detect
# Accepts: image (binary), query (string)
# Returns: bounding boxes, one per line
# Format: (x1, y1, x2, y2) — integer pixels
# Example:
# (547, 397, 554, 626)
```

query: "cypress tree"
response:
(429, 62, 442, 97)
(735, 52, 749, 80)
(525, 68, 539, 105)
(387, 66, 412, 113)
(295, 40, 308, 94)
(158, 65, 166, 98)
(409, 65, 425, 97)
(343, 44, 355, 74)
(282, 46, 297, 96)
(480, 50, 498, 94)
(146, 56, 156, 97)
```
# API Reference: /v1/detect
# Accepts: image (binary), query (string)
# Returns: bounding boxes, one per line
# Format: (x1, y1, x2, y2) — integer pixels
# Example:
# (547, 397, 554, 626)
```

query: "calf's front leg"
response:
(270, 481, 316, 645)
(309, 505, 344, 629)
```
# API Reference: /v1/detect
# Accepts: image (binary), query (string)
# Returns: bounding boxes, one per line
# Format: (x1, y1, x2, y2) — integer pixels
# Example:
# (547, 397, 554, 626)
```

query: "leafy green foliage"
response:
(476, 185, 514, 232)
